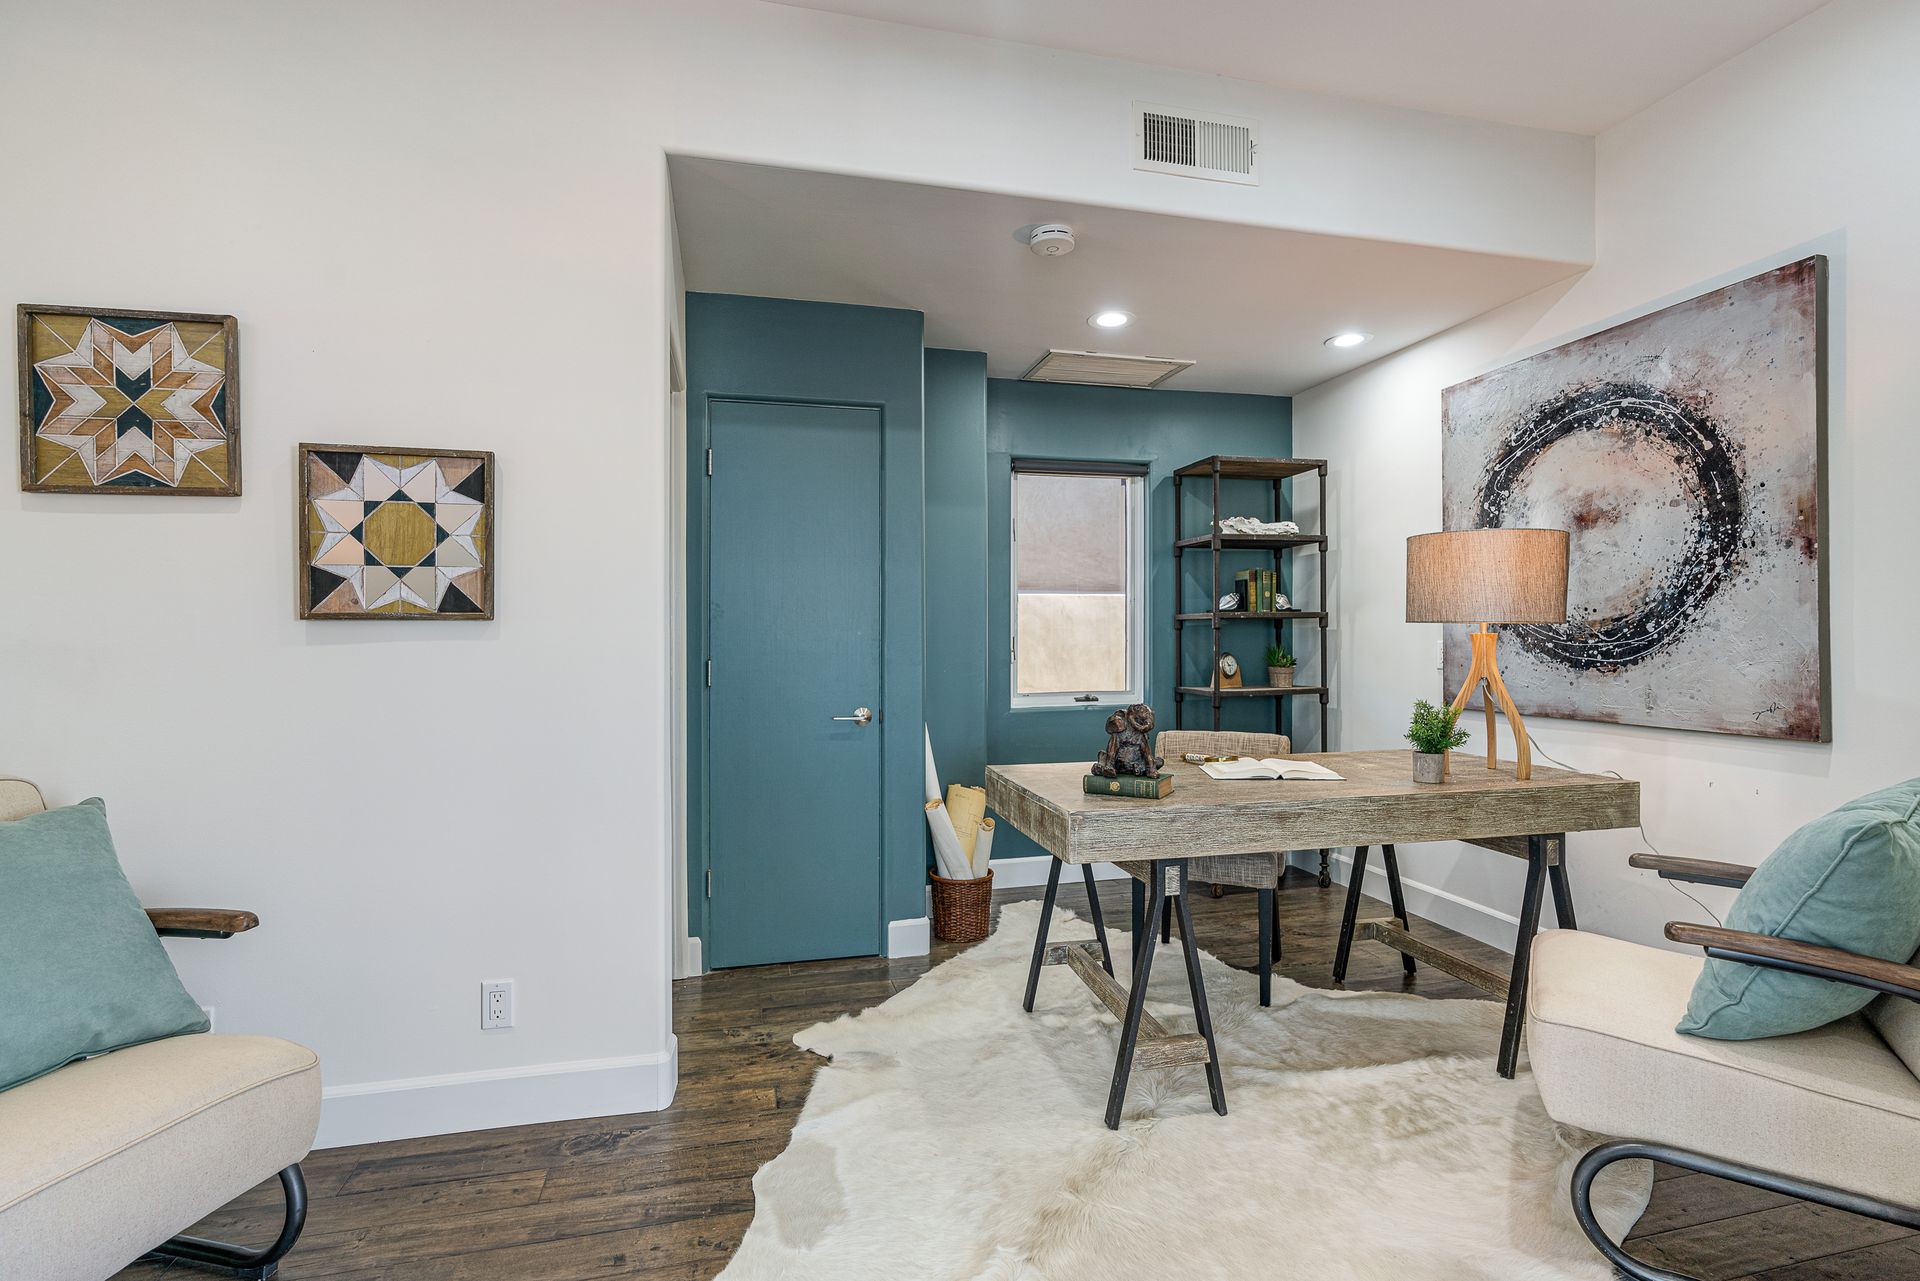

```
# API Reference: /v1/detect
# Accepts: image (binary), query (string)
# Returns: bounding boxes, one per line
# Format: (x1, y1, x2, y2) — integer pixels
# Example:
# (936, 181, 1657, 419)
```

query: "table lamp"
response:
(1406, 528, 1569, 781)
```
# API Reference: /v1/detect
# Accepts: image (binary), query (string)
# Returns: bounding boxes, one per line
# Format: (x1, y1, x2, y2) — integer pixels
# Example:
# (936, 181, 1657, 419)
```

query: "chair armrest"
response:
(1630, 853, 1756, 888)
(146, 908, 260, 939)
(1665, 921, 1920, 1003)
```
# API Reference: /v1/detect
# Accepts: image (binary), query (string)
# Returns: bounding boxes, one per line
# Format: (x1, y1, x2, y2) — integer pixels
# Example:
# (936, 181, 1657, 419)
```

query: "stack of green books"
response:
(1232, 569, 1280, 613)
(1082, 772, 1174, 799)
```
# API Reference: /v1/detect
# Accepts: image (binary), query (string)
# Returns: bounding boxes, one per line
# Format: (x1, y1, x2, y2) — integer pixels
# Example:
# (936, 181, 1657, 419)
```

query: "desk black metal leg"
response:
(1548, 853, 1578, 931)
(1256, 887, 1274, 1006)
(1023, 854, 1064, 1013)
(1497, 834, 1555, 1078)
(1381, 843, 1417, 977)
(1081, 864, 1114, 975)
(1130, 875, 1147, 971)
(1161, 894, 1174, 943)
(1106, 860, 1164, 1129)
(1332, 846, 1371, 984)
(1173, 862, 1228, 1116)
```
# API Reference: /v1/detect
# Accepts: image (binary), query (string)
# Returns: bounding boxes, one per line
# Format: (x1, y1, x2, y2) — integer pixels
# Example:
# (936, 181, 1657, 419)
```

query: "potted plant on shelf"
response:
(1265, 645, 1296, 689)
(1405, 699, 1469, 784)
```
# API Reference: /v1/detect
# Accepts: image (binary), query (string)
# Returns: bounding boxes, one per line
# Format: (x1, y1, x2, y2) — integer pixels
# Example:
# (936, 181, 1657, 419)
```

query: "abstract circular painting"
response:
(1440, 257, 1827, 741)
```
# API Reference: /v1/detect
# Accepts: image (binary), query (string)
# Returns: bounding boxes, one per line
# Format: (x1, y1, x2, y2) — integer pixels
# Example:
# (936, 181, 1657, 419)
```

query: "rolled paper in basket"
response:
(944, 784, 987, 863)
(970, 817, 995, 878)
(923, 728, 943, 804)
(925, 800, 972, 880)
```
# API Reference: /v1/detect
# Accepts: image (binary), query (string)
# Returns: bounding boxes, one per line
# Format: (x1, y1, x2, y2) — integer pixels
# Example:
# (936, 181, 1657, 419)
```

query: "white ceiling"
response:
(764, 0, 1829, 135)
(671, 157, 1583, 396)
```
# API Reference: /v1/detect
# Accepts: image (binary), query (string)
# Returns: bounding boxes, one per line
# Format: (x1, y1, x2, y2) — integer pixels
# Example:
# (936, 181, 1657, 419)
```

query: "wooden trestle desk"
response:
(985, 750, 1639, 1128)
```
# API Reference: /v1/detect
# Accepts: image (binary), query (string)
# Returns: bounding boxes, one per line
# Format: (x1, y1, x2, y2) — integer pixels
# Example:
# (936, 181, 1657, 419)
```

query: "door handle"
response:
(832, 707, 874, 726)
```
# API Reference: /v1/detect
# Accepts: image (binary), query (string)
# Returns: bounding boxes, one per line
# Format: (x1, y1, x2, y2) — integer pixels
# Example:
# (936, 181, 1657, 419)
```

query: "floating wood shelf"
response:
(1177, 684, 1328, 699)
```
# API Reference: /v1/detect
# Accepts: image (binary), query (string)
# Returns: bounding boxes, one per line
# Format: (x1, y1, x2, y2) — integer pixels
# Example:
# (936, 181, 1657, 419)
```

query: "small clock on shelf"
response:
(1217, 653, 1243, 689)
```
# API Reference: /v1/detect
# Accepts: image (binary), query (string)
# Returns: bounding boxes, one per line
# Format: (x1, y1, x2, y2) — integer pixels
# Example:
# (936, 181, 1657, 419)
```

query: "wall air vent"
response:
(1134, 101, 1257, 185)
(1021, 350, 1195, 390)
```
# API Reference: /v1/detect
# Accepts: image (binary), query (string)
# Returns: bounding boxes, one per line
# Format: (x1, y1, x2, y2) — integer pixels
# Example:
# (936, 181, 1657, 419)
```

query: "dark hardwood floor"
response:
(118, 869, 1915, 1280)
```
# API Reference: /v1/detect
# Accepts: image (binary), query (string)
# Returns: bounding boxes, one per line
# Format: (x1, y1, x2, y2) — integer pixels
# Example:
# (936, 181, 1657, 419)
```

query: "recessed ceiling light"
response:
(1325, 331, 1372, 349)
(1089, 310, 1133, 330)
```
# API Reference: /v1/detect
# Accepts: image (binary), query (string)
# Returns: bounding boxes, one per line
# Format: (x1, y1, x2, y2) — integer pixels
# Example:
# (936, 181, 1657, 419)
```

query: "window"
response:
(1010, 462, 1147, 707)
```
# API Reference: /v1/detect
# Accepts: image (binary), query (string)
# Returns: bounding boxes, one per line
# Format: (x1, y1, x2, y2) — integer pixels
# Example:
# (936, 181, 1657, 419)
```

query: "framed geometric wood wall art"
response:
(298, 444, 494, 620)
(17, 303, 241, 495)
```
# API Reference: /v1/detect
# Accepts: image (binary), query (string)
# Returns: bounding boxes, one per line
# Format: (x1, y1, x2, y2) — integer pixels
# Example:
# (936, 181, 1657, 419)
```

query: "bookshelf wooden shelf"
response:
(1173, 453, 1333, 883)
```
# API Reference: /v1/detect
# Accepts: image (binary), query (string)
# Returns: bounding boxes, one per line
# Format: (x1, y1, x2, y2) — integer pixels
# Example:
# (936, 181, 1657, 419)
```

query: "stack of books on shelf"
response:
(1233, 568, 1279, 613)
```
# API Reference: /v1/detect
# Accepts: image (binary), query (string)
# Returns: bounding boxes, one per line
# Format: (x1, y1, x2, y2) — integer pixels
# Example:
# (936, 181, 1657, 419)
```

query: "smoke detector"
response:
(1028, 224, 1076, 257)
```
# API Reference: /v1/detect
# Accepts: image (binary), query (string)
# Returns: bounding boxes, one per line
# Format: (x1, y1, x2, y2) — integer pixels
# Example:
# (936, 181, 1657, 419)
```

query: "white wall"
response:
(0, 0, 1594, 1145)
(1292, 0, 1920, 952)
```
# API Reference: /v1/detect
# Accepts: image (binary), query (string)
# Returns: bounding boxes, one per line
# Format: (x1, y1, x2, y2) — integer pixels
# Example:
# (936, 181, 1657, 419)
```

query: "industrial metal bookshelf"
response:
(1172, 455, 1332, 883)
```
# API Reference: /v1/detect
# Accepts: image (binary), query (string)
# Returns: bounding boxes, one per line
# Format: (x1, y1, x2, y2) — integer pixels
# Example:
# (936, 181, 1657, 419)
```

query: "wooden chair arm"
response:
(1630, 853, 1756, 888)
(146, 908, 260, 939)
(1665, 922, 1920, 1003)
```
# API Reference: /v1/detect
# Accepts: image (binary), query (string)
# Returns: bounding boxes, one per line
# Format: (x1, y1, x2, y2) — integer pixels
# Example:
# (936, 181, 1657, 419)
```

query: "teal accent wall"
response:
(928, 370, 1296, 865)
(685, 294, 926, 948)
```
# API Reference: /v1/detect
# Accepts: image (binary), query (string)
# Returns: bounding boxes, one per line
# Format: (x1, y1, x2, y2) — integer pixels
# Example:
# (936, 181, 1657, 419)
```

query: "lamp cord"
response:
(1524, 729, 1724, 928)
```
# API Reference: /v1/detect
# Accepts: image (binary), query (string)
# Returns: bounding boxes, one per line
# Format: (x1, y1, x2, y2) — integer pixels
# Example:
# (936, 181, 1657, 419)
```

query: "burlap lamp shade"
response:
(1406, 529, 1569, 624)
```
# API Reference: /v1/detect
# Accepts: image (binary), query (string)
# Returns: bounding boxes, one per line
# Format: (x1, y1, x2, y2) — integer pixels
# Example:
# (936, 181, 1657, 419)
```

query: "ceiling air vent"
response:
(1021, 350, 1196, 390)
(1134, 101, 1257, 185)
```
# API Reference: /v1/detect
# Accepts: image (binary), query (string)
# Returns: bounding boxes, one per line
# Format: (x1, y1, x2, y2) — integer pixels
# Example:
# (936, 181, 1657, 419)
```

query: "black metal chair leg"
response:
(1571, 1140, 1920, 1281)
(1549, 852, 1578, 930)
(1023, 854, 1064, 1013)
(143, 1163, 309, 1279)
(1380, 843, 1417, 977)
(1160, 893, 1173, 943)
(1271, 882, 1283, 960)
(1172, 863, 1228, 1115)
(1105, 861, 1163, 1129)
(1331, 846, 1371, 984)
(1256, 887, 1274, 1006)
(1081, 864, 1113, 975)
(1497, 834, 1553, 1078)
(1317, 848, 1331, 887)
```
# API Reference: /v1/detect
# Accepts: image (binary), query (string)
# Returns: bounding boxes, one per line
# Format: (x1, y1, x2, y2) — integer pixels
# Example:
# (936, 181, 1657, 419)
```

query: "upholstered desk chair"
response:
(0, 778, 320, 1281)
(1126, 730, 1290, 1006)
(1528, 853, 1920, 1281)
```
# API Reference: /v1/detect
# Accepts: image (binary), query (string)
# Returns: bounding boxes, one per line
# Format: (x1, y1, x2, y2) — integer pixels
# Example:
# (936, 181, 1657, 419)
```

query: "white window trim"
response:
(1010, 468, 1148, 709)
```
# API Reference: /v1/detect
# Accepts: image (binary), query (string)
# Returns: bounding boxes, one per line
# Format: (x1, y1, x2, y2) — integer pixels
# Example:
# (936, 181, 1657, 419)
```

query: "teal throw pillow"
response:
(1679, 779, 1920, 1040)
(0, 798, 210, 1091)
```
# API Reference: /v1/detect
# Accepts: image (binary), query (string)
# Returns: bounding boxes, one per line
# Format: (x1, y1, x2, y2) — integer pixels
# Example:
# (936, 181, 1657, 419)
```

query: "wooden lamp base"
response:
(1449, 624, 1533, 781)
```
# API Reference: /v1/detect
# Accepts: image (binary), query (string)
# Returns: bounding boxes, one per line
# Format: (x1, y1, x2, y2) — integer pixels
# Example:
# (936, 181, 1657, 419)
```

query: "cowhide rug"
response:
(720, 901, 1647, 1280)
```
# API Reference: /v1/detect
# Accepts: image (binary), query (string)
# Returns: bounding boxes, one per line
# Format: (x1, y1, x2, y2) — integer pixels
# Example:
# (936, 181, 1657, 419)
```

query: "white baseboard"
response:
(676, 932, 704, 978)
(1311, 850, 1520, 953)
(989, 854, 1128, 889)
(887, 915, 931, 958)
(315, 1037, 678, 1149)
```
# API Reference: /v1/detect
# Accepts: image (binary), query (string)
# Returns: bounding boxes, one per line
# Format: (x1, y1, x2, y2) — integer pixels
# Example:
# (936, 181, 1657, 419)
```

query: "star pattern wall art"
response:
(17, 304, 240, 495)
(299, 445, 494, 620)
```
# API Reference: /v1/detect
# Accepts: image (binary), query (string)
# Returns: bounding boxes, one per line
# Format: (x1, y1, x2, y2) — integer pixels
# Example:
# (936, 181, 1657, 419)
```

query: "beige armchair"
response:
(0, 779, 321, 1281)
(1528, 853, 1920, 1281)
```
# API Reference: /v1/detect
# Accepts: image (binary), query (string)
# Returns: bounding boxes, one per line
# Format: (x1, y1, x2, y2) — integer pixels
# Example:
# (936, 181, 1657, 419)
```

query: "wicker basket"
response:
(929, 869, 994, 943)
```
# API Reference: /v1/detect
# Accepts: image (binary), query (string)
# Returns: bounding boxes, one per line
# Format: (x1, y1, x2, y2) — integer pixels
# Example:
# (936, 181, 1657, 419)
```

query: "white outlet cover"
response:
(481, 980, 514, 1030)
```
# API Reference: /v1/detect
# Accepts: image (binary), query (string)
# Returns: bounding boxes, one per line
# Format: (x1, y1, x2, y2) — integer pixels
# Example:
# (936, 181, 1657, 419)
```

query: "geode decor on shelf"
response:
(1093, 703, 1164, 778)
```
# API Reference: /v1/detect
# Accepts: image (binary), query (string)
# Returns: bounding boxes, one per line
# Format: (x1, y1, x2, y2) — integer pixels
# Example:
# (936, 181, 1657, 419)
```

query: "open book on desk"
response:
(1198, 757, 1345, 782)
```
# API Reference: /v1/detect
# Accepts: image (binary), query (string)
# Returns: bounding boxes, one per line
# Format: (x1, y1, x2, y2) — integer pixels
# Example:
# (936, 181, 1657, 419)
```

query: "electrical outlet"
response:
(481, 980, 514, 1030)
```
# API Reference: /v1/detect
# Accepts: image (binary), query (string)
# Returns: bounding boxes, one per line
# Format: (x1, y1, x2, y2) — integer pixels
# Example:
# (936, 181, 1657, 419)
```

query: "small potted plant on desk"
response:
(1265, 645, 1295, 689)
(1406, 699, 1469, 784)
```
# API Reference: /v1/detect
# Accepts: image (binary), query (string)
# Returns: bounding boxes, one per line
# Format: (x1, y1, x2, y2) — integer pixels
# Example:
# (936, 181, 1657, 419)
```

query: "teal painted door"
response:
(708, 401, 885, 967)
